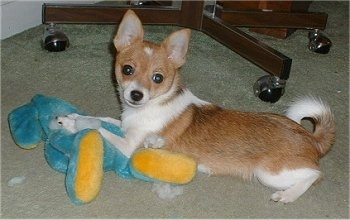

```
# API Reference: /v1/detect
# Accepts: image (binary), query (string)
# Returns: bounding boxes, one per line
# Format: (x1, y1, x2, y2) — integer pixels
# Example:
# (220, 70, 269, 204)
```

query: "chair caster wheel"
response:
(308, 29, 332, 54)
(42, 23, 69, 52)
(253, 75, 286, 103)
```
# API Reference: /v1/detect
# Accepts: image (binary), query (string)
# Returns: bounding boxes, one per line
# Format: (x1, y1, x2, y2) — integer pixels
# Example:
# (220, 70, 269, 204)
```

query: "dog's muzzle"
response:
(124, 89, 150, 107)
(122, 81, 150, 107)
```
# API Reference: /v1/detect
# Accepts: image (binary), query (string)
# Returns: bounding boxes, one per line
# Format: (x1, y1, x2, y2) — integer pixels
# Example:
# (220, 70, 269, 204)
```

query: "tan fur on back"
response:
(161, 104, 321, 178)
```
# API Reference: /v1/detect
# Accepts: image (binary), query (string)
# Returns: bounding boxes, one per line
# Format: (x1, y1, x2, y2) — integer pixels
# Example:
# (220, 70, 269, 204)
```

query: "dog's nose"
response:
(130, 90, 144, 102)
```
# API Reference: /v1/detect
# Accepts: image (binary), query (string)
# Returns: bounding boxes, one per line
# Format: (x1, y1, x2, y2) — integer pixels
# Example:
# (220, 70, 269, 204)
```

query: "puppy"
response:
(80, 10, 338, 203)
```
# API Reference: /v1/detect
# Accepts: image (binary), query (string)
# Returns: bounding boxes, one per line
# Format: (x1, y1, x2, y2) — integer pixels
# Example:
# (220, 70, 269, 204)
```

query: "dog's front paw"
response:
(144, 134, 165, 148)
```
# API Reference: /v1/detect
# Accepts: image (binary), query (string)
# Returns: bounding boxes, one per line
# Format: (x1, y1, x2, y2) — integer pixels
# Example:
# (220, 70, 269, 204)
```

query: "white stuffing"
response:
(151, 183, 183, 199)
(8, 176, 26, 187)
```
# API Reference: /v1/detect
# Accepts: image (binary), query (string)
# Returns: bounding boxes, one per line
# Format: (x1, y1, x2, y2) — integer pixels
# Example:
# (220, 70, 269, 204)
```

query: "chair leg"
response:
(201, 14, 292, 80)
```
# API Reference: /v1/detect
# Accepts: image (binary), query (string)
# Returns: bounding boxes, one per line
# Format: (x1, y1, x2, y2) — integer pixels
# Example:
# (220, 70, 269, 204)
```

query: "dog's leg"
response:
(98, 127, 143, 158)
(255, 168, 321, 203)
(94, 117, 121, 126)
(67, 113, 121, 126)
(270, 172, 320, 203)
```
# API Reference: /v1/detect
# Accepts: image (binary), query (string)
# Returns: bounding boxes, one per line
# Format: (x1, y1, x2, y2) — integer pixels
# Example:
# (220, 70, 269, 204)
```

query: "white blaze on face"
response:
(144, 47, 153, 56)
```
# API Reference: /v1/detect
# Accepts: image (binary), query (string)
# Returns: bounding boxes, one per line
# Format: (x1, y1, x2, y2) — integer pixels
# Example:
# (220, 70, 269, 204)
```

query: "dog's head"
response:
(113, 10, 191, 108)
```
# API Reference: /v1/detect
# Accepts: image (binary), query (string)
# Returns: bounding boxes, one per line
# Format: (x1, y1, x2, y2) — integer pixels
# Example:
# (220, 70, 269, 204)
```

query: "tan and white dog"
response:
(59, 10, 336, 203)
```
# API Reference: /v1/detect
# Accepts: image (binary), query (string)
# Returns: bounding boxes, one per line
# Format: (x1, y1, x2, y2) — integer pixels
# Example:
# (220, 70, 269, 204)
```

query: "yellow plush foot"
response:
(75, 131, 104, 203)
(131, 149, 197, 184)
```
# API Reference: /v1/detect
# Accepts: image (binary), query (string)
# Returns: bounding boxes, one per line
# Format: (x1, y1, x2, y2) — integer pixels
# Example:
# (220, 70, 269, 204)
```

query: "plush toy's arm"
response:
(56, 113, 121, 134)
(55, 114, 102, 133)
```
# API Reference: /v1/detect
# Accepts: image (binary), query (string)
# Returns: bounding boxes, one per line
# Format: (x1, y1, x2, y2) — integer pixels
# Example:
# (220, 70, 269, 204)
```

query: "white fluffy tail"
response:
(286, 96, 336, 157)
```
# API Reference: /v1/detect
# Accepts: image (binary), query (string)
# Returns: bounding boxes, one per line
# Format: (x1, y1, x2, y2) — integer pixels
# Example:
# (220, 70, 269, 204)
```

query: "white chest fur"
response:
(120, 89, 208, 134)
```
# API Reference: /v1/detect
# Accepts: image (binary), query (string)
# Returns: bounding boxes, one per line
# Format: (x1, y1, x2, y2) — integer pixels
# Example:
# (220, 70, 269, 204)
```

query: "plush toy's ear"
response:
(66, 130, 104, 205)
(130, 148, 197, 185)
(8, 102, 42, 148)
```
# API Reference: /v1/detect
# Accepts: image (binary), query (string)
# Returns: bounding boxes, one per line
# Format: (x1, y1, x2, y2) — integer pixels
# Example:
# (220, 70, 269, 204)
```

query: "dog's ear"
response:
(113, 10, 144, 52)
(162, 29, 191, 68)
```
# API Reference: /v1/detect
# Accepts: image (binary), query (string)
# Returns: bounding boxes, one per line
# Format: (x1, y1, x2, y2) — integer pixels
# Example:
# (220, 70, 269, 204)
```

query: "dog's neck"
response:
(119, 84, 209, 133)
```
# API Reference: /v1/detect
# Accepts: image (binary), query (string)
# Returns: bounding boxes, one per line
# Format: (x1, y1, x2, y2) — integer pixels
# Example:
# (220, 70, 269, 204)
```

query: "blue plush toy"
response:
(8, 94, 197, 205)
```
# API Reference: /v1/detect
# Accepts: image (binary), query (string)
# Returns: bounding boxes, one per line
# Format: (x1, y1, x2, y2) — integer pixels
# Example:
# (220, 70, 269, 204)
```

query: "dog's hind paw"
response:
(270, 190, 298, 203)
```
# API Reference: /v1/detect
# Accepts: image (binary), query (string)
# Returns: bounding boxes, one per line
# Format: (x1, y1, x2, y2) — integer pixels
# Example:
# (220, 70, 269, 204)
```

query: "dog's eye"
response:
(152, 73, 164, 84)
(122, 65, 134, 75)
